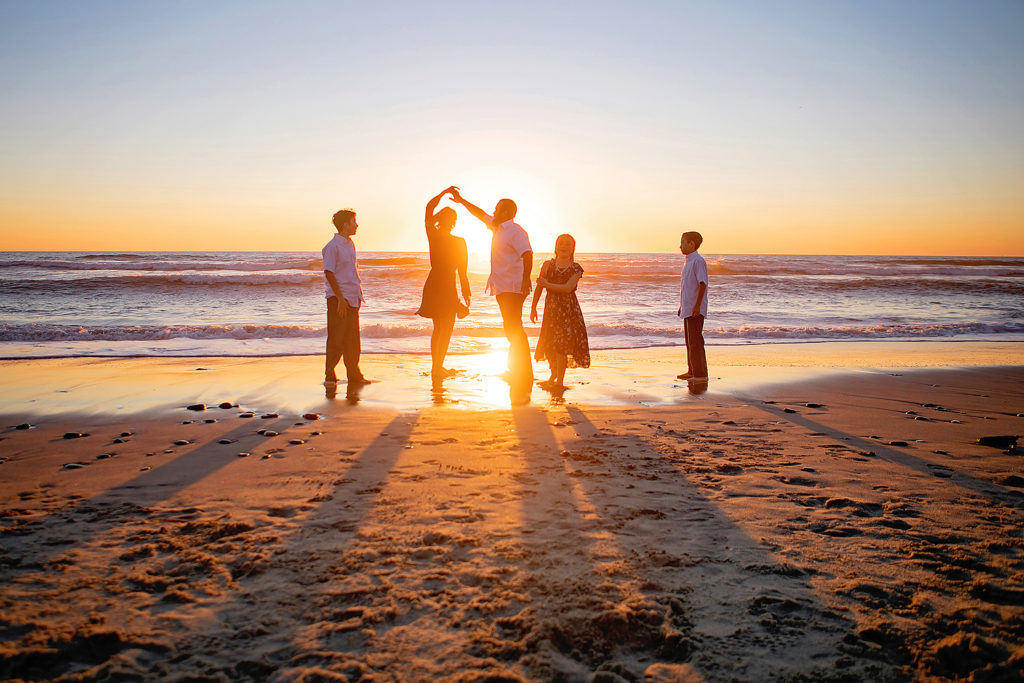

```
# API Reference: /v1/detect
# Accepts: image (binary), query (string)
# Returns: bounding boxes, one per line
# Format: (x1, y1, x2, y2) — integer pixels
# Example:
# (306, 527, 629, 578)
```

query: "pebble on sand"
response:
(186, 404, 206, 411)
(239, 412, 255, 418)
(204, 419, 217, 424)
(218, 439, 234, 445)
(60, 462, 87, 470)
(805, 403, 824, 408)
(237, 452, 251, 458)
(218, 402, 234, 409)
(139, 466, 151, 472)
(263, 431, 279, 437)
(63, 432, 88, 439)
(289, 439, 305, 445)
(95, 453, 113, 460)
(889, 440, 910, 447)
(16, 423, 31, 430)
(120, 431, 132, 437)
(173, 439, 190, 446)
(261, 413, 279, 419)
(302, 413, 320, 421)
(783, 408, 797, 414)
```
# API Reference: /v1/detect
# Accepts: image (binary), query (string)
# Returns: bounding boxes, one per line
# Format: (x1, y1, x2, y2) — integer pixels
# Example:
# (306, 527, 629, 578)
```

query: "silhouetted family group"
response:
(321, 187, 708, 405)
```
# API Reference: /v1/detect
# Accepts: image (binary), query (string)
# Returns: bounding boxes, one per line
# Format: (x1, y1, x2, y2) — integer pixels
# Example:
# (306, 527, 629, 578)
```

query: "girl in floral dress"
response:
(530, 234, 590, 390)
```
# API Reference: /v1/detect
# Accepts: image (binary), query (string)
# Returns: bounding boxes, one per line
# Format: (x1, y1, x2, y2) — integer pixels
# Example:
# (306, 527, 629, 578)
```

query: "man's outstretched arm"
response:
(449, 186, 490, 225)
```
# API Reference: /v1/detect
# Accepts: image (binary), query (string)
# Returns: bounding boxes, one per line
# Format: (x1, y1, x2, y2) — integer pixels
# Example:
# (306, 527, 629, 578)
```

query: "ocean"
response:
(1, 252, 1022, 359)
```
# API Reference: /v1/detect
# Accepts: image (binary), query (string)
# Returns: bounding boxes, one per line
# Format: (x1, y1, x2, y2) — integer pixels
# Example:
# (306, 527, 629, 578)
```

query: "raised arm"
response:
(448, 186, 490, 225)
(425, 187, 454, 233)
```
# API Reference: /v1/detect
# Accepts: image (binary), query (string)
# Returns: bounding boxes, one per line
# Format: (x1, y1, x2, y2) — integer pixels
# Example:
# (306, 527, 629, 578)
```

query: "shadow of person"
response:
(345, 382, 363, 405)
(687, 379, 709, 395)
(325, 383, 338, 400)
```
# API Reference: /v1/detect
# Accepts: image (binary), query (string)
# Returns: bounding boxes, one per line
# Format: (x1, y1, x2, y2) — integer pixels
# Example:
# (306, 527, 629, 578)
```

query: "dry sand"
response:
(1, 343, 1023, 682)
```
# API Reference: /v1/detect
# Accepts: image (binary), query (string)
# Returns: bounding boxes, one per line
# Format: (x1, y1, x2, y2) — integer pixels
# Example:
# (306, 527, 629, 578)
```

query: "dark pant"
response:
(325, 297, 362, 382)
(496, 292, 532, 382)
(684, 314, 707, 378)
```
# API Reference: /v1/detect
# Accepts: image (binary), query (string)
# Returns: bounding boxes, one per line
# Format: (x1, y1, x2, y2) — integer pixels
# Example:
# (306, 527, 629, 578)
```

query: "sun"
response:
(446, 166, 563, 258)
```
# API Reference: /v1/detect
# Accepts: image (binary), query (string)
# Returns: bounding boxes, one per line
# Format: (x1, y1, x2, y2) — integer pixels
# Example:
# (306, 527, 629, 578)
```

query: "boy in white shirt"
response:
(677, 231, 708, 382)
(322, 209, 370, 388)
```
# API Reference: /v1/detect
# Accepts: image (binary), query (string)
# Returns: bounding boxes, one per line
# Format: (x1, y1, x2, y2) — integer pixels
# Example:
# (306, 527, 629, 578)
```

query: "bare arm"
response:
(424, 187, 456, 233)
(530, 262, 546, 323)
(539, 272, 582, 294)
(457, 241, 471, 303)
(448, 186, 490, 225)
(521, 251, 533, 295)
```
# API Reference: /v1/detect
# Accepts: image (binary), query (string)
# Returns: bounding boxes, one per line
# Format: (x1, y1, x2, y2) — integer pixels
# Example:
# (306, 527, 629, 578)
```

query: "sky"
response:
(1, 0, 1022, 255)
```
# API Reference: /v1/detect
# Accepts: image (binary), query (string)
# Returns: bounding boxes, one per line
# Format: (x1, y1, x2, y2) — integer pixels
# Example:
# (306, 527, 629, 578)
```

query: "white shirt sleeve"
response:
(512, 225, 532, 257)
(322, 239, 340, 273)
(694, 257, 708, 285)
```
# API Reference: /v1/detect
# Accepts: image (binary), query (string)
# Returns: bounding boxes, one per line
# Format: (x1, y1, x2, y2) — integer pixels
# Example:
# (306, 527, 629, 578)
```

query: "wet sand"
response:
(1, 342, 1022, 681)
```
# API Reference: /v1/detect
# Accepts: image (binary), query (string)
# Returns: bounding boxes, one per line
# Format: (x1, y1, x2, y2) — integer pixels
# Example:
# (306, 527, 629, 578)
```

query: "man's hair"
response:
(682, 231, 703, 249)
(332, 209, 356, 231)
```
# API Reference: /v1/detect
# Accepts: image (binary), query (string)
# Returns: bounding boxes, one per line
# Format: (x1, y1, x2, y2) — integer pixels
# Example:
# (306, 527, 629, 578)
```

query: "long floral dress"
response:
(535, 259, 591, 368)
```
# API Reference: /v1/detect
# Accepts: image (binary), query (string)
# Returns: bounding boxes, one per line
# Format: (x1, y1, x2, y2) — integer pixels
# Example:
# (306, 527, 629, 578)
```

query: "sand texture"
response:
(1, 360, 1023, 681)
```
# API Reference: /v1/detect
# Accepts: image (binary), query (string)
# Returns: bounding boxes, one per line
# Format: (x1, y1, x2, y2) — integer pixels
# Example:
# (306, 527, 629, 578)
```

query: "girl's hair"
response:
(555, 233, 576, 261)
(433, 206, 457, 231)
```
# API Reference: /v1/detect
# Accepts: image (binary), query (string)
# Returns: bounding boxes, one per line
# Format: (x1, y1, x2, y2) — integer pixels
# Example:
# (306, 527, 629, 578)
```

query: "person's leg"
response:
(684, 315, 707, 378)
(432, 313, 455, 373)
(325, 297, 343, 382)
(552, 351, 568, 386)
(496, 293, 532, 382)
(430, 320, 443, 374)
(342, 306, 363, 383)
(682, 315, 694, 376)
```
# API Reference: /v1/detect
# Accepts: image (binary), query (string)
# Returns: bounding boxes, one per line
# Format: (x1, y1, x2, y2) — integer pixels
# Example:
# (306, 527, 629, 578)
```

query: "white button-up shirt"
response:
(485, 216, 533, 296)
(322, 234, 363, 307)
(679, 251, 708, 318)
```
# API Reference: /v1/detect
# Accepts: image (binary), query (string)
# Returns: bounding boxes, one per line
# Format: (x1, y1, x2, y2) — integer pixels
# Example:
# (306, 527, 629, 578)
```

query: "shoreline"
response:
(1, 340, 1022, 418)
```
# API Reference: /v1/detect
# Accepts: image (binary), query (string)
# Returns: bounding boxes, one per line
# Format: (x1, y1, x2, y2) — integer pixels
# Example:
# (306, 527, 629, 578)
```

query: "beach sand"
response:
(1, 342, 1023, 681)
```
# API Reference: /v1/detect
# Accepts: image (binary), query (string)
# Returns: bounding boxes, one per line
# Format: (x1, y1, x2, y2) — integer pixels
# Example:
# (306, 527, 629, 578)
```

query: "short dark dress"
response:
(535, 260, 591, 368)
(417, 231, 468, 320)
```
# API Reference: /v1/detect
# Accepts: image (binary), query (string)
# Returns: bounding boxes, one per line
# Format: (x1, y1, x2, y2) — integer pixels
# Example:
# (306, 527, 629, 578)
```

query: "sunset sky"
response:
(1, 0, 1022, 255)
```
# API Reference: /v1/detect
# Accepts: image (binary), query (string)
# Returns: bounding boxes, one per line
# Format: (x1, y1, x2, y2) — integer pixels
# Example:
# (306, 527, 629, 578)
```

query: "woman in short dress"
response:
(418, 187, 471, 384)
(530, 233, 590, 390)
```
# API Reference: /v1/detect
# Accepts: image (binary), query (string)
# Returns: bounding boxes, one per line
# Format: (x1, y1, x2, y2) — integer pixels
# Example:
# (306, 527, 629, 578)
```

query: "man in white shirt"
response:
(322, 209, 370, 387)
(677, 231, 708, 382)
(449, 187, 533, 401)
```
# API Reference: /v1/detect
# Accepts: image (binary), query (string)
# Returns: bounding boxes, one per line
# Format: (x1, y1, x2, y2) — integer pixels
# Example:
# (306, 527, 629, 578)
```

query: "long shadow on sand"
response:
(500, 405, 881, 681)
(738, 397, 1019, 505)
(1, 417, 290, 564)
